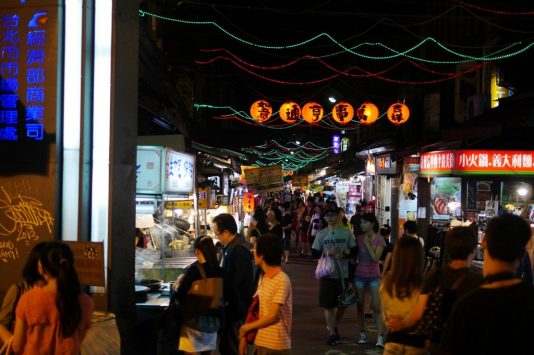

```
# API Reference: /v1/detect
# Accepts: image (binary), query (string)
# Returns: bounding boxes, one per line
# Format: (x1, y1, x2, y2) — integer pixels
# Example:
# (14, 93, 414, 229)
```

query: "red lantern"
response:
(356, 102, 379, 125)
(250, 100, 273, 123)
(387, 102, 410, 126)
(279, 101, 301, 123)
(243, 192, 255, 213)
(331, 101, 354, 125)
(301, 101, 324, 124)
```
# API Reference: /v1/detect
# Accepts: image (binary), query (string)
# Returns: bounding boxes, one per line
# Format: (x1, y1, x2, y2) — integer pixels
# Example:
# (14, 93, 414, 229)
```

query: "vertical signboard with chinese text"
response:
(420, 151, 455, 175)
(0, 0, 59, 294)
(164, 149, 195, 194)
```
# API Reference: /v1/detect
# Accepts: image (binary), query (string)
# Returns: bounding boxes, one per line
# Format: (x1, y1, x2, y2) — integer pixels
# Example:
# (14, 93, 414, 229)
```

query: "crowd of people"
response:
(218, 190, 534, 355)
(170, 212, 292, 355)
(2, 190, 534, 355)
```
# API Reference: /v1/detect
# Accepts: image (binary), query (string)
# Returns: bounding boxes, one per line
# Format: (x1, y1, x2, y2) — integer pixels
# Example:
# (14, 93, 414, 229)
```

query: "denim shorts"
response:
(354, 276, 380, 289)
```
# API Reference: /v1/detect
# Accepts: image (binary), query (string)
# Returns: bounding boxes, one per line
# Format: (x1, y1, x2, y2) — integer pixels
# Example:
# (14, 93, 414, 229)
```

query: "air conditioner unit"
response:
(466, 94, 487, 120)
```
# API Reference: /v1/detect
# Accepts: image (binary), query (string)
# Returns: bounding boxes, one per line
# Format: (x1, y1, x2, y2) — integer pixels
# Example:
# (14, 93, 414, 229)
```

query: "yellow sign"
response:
(292, 175, 309, 189)
(198, 187, 208, 209)
(174, 200, 193, 209)
(243, 167, 262, 185)
(248, 165, 284, 193)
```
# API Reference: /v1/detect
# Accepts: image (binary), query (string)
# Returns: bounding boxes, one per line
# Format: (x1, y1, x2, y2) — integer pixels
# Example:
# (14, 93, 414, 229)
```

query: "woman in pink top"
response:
(12, 241, 94, 355)
(353, 213, 386, 348)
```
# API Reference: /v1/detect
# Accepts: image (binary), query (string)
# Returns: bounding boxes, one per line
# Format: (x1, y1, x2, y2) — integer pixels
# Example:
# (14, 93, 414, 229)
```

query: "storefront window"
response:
(501, 181, 533, 215)
(430, 177, 462, 220)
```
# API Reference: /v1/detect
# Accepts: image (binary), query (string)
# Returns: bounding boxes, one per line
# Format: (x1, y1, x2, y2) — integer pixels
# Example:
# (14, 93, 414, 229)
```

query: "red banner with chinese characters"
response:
(420, 151, 455, 175)
(455, 150, 534, 174)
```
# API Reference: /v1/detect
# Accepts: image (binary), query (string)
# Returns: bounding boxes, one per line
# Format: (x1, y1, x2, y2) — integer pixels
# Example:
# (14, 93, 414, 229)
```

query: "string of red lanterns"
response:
(250, 100, 410, 126)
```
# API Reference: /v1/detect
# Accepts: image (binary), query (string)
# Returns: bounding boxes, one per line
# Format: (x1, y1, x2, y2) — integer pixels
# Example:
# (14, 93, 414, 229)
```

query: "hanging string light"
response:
(244, 140, 333, 172)
(195, 54, 487, 85)
(455, 0, 534, 16)
(139, 10, 534, 63)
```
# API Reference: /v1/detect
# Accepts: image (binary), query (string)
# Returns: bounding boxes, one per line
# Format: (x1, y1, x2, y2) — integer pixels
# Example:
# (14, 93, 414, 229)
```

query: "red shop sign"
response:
(420, 151, 455, 175)
(455, 150, 534, 174)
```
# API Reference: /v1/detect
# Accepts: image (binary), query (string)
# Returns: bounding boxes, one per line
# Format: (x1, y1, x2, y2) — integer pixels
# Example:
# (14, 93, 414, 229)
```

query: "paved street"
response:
(281, 256, 383, 355)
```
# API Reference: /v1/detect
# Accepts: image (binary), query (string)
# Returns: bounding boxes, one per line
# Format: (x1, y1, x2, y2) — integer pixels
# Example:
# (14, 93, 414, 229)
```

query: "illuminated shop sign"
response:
(403, 156, 420, 172)
(136, 146, 195, 194)
(375, 155, 398, 175)
(420, 151, 455, 175)
(165, 149, 195, 194)
(455, 150, 534, 175)
(420, 150, 534, 175)
(332, 134, 340, 154)
(0, 4, 57, 143)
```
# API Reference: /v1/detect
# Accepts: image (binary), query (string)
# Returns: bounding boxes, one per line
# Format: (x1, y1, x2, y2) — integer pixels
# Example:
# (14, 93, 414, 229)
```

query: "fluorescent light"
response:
(91, 0, 112, 270)
(62, 0, 83, 241)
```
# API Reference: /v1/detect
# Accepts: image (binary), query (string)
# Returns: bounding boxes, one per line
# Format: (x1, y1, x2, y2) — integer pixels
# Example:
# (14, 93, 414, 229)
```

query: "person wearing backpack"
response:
(387, 226, 482, 353)
(442, 214, 534, 355)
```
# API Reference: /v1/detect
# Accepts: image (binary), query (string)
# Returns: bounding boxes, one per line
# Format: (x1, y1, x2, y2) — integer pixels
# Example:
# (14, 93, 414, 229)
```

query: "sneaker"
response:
(326, 334, 339, 345)
(357, 331, 368, 344)
(376, 335, 385, 348)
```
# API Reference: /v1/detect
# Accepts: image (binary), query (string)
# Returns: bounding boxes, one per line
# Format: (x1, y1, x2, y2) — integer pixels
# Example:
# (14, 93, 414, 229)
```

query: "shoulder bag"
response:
(182, 263, 224, 332)
(182, 263, 224, 316)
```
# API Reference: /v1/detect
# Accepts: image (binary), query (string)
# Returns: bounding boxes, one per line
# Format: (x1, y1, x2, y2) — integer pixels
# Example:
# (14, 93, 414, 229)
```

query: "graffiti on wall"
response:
(0, 184, 54, 263)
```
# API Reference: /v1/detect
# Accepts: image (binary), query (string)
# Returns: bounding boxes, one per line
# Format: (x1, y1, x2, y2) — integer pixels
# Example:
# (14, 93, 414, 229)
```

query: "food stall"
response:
(419, 149, 534, 267)
(135, 146, 197, 299)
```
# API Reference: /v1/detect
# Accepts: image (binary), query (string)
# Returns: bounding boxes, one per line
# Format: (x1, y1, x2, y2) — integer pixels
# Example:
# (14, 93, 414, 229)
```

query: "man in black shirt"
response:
(280, 202, 293, 264)
(213, 213, 254, 355)
(442, 214, 534, 354)
(349, 205, 363, 237)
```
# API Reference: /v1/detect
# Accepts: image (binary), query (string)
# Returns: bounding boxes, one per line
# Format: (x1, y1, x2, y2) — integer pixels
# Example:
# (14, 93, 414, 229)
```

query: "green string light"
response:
(244, 139, 333, 171)
(139, 9, 534, 64)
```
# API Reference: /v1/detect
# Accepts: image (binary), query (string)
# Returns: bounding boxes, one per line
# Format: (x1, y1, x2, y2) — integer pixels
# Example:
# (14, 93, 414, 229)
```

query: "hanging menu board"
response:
(136, 146, 163, 194)
(164, 149, 195, 194)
